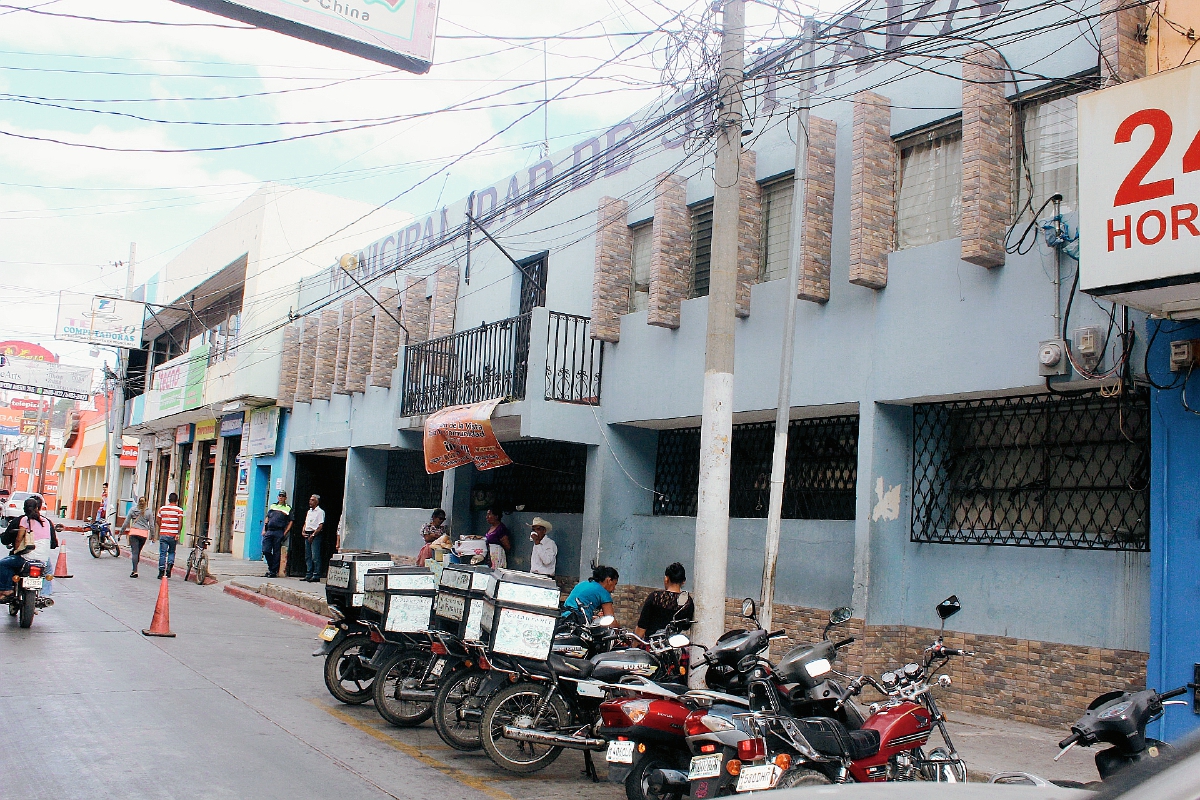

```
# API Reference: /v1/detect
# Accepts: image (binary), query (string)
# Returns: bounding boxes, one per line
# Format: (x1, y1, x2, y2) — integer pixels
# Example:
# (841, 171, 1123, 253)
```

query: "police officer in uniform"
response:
(262, 491, 293, 578)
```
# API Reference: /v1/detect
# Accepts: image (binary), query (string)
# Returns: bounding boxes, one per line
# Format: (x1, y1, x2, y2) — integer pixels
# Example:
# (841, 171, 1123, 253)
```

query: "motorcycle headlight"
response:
(804, 658, 831, 678)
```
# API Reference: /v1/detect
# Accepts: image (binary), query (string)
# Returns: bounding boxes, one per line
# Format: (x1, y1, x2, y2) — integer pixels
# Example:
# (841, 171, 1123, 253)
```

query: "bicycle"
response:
(184, 534, 211, 585)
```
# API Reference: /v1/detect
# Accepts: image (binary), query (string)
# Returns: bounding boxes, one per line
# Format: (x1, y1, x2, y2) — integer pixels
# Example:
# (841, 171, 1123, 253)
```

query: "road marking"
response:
(312, 700, 513, 800)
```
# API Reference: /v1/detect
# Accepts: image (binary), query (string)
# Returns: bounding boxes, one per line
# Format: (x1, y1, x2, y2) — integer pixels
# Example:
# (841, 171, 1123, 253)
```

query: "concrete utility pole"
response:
(691, 0, 744, 686)
(25, 401, 46, 493)
(760, 18, 817, 634)
(104, 242, 136, 530)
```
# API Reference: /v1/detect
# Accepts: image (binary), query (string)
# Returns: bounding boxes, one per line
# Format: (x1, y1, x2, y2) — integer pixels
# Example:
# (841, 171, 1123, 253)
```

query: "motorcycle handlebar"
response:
(768, 630, 787, 640)
(1058, 732, 1080, 750)
(834, 637, 856, 649)
(1160, 686, 1190, 701)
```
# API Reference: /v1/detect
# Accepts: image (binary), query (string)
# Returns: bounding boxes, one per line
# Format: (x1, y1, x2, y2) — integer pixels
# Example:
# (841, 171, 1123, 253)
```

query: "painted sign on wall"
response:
(146, 345, 209, 419)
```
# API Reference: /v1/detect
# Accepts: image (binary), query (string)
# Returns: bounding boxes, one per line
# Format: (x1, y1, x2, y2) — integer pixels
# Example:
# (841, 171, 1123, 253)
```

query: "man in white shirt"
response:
(302, 494, 326, 582)
(529, 517, 557, 576)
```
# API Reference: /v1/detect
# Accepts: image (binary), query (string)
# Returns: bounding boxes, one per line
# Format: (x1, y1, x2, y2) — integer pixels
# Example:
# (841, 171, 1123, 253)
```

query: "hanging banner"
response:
(0, 357, 93, 400)
(55, 292, 144, 348)
(423, 397, 512, 474)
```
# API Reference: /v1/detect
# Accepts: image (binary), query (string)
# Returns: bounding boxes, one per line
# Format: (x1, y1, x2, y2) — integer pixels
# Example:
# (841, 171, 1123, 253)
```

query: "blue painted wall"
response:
(245, 410, 292, 560)
(1147, 319, 1200, 742)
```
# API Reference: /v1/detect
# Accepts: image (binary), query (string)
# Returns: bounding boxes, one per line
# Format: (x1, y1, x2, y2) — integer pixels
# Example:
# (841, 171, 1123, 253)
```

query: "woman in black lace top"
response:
(635, 562, 694, 638)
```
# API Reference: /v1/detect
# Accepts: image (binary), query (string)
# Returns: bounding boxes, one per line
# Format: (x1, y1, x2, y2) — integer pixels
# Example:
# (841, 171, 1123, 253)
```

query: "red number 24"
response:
(1112, 108, 1200, 207)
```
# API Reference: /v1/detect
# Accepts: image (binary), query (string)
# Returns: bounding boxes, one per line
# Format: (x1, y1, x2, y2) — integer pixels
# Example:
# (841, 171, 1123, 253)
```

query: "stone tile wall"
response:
(332, 299, 353, 395)
(293, 318, 318, 405)
(961, 49, 1012, 269)
(1100, 0, 1147, 85)
(736, 150, 762, 319)
(647, 173, 690, 329)
(428, 266, 460, 341)
(797, 116, 838, 303)
(311, 307, 340, 401)
(369, 286, 401, 388)
(402, 275, 431, 345)
(343, 294, 374, 394)
(276, 322, 300, 409)
(848, 91, 895, 290)
(590, 196, 632, 343)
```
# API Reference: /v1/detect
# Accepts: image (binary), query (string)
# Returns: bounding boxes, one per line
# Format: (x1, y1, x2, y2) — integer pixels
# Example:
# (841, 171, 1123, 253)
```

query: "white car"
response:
(3, 491, 45, 519)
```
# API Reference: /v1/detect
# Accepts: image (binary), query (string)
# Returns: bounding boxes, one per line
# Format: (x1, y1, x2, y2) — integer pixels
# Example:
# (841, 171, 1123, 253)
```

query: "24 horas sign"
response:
(1079, 61, 1200, 317)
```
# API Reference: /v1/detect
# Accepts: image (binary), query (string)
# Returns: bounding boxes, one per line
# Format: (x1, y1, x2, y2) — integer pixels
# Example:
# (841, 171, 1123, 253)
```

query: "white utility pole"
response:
(104, 243, 136, 530)
(691, 0, 744, 686)
(760, 19, 817, 634)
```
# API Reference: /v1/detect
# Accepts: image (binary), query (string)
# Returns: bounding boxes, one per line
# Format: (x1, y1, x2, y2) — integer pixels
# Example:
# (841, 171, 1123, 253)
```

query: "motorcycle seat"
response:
(847, 729, 881, 760)
(548, 653, 595, 679)
(793, 717, 880, 760)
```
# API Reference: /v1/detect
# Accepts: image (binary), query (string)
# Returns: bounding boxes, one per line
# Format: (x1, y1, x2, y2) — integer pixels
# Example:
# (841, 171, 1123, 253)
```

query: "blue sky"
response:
(0, 0, 832, 374)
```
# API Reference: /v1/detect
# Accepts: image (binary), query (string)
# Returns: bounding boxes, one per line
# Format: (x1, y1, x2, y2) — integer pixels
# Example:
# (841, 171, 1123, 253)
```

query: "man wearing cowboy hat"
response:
(528, 517, 557, 576)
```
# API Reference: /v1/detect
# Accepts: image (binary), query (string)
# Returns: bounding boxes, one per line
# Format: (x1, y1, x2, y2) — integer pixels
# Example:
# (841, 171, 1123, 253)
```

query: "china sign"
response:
(55, 292, 145, 348)
(0, 357, 93, 401)
(1079, 61, 1200, 316)
(170, 0, 439, 73)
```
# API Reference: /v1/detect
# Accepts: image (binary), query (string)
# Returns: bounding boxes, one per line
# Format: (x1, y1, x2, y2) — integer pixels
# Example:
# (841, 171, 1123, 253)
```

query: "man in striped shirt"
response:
(156, 492, 184, 579)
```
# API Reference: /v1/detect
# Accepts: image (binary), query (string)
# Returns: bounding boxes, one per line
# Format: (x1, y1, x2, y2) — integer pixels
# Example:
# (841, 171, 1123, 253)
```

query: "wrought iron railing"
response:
(545, 311, 603, 405)
(401, 313, 531, 416)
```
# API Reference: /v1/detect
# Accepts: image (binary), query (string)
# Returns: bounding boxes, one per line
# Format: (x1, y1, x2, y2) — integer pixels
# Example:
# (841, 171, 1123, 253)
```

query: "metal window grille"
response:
(472, 439, 587, 514)
(690, 200, 714, 298)
(384, 450, 443, 508)
(401, 313, 531, 416)
(911, 391, 1150, 550)
(545, 312, 603, 405)
(653, 415, 859, 520)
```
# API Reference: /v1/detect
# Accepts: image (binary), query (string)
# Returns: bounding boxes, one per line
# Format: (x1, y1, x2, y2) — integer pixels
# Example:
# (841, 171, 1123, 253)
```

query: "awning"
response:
(74, 442, 107, 469)
(49, 452, 66, 474)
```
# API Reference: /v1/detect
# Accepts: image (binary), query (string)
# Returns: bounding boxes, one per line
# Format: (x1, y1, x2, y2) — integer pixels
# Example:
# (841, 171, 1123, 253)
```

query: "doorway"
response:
(518, 253, 548, 314)
(214, 435, 241, 553)
(153, 452, 171, 511)
(287, 453, 346, 578)
(194, 441, 216, 545)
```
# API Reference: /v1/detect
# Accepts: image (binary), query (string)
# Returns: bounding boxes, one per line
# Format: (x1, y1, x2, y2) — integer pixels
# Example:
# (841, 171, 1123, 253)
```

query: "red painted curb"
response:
(121, 545, 214, 584)
(222, 584, 326, 628)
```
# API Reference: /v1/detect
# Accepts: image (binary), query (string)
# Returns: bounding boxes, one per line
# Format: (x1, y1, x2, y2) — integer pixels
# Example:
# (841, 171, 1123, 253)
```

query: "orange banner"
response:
(423, 397, 512, 474)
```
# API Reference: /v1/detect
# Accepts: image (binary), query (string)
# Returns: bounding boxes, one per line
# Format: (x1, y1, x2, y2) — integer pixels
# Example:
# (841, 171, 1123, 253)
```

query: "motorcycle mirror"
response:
(594, 615, 615, 627)
(54, 524, 63, 532)
(936, 596, 962, 627)
(829, 607, 852, 626)
(668, 633, 690, 649)
(676, 591, 690, 608)
(741, 598, 757, 619)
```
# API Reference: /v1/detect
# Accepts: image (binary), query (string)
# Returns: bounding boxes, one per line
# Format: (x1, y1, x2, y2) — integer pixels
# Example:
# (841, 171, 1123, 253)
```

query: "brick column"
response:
(797, 116, 838, 303)
(736, 150, 762, 318)
(590, 196, 631, 342)
(311, 307, 339, 401)
(1100, 0, 1147, 85)
(848, 91, 895, 290)
(369, 286, 401, 388)
(961, 49, 1012, 269)
(294, 317, 318, 405)
(647, 173, 689, 329)
(428, 266, 460, 340)
(332, 298, 354, 394)
(344, 294, 374, 394)
(402, 276, 431, 345)
(276, 322, 300, 408)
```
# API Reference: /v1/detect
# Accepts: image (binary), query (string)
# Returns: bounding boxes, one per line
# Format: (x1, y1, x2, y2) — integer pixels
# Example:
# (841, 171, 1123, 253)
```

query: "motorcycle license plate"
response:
(688, 754, 722, 780)
(319, 625, 338, 642)
(606, 740, 635, 764)
(430, 658, 446, 677)
(23, 577, 42, 590)
(735, 764, 780, 793)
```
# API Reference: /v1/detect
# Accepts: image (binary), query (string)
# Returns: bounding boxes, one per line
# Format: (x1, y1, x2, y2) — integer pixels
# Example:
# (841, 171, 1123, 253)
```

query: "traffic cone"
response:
(141, 576, 176, 638)
(53, 545, 73, 579)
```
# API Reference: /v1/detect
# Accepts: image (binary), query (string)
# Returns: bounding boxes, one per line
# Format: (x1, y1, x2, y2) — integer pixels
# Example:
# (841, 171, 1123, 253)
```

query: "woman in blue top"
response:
(562, 565, 619, 624)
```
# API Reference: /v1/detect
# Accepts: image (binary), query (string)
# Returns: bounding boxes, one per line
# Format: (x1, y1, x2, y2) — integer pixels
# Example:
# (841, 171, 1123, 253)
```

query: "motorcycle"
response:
(314, 607, 379, 705)
(367, 623, 440, 727)
(88, 519, 121, 558)
(6, 558, 49, 628)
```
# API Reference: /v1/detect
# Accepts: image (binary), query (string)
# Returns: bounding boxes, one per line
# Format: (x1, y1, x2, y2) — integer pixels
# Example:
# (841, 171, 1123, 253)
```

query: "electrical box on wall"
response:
(1073, 326, 1104, 370)
(1169, 339, 1200, 372)
(1038, 339, 1070, 377)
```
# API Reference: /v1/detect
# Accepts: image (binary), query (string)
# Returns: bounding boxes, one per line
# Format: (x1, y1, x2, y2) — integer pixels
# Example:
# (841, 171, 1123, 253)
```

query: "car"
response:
(4, 491, 45, 519)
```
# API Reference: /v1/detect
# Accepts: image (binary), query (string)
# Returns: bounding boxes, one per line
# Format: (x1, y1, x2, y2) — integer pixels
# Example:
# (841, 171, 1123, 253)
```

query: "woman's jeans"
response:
(158, 536, 178, 573)
(129, 535, 147, 572)
(0, 554, 26, 592)
(304, 535, 321, 579)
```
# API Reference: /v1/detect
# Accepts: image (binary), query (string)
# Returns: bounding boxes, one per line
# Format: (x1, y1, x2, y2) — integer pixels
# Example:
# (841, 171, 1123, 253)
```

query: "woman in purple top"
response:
(483, 507, 511, 569)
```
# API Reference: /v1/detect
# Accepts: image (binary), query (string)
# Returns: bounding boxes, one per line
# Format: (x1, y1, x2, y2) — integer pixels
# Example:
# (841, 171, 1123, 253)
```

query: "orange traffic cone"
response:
(141, 576, 176, 638)
(53, 545, 73, 578)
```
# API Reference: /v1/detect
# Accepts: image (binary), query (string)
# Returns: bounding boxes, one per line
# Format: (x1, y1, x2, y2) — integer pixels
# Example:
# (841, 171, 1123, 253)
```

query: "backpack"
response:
(1, 516, 19, 548)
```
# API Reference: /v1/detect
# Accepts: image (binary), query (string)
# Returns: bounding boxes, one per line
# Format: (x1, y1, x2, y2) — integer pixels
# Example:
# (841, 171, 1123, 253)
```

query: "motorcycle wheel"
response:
(626, 754, 682, 800)
(108, 541, 122, 557)
(373, 650, 435, 727)
(18, 590, 35, 628)
(924, 748, 967, 783)
(480, 682, 570, 774)
(433, 668, 485, 751)
(776, 767, 831, 788)
(323, 634, 376, 705)
(88, 536, 101, 558)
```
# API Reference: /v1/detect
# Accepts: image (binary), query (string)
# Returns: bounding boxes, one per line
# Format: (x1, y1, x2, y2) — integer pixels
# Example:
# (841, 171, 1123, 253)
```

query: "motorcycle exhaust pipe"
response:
(501, 726, 606, 750)
(458, 708, 483, 722)
(648, 769, 689, 794)
(396, 689, 437, 702)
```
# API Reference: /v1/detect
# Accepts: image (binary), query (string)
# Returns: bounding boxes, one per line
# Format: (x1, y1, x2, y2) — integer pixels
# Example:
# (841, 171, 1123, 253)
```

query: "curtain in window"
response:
(1017, 94, 1078, 223)
(630, 222, 652, 312)
(896, 133, 962, 250)
(760, 175, 794, 283)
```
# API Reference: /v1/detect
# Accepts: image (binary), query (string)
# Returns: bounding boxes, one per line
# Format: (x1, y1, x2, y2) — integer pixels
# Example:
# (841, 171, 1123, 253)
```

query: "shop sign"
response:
(246, 406, 280, 456)
(0, 341, 56, 362)
(119, 443, 140, 467)
(220, 412, 244, 437)
(175, 424, 194, 445)
(55, 292, 144, 348)
(0, 357, 93, 401)
(10, 397, 51, 412)
(195, 419, 217, 441)
(232, 496, 248, 534)
(147, 345, 209, 419)
(423, 397, 511, 474)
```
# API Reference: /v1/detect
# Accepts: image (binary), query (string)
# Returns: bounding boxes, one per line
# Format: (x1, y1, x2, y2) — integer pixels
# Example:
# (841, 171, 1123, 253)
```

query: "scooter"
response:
(5, 559, 49, 628)
(314, 607, 379, 705)
(87, 519, 121, 558)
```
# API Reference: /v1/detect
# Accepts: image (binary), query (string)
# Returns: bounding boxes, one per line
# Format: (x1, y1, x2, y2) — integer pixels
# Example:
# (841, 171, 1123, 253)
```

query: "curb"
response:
(120, 545, 218, 585)
(222, 583, 327, 628)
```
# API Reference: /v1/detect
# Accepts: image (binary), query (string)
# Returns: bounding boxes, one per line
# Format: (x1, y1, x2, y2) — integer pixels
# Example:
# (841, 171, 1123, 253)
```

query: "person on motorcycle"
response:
(0, 497, 55, 602)
(634, 561, 693, 639)
(562, 565, 619, 624)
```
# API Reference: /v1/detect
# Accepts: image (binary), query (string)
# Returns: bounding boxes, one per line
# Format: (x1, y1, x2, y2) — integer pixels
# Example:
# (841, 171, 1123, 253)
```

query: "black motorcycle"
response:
(5, 558, 49, 628)
(87, 519, 121, 559)
(313, 608, 379, 705)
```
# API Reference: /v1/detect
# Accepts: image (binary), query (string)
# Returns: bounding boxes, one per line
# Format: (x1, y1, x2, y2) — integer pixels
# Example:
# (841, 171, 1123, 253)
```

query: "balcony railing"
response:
(545, 312, 603, 405)
(401, 313, 532, 416)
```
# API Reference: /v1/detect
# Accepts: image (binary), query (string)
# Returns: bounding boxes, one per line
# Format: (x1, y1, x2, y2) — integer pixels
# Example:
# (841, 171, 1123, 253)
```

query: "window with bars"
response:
(385, 450, 444, 508)
(1015, 89, 1086, 226)
(910, 391, 1150, 550)
(760, 174, 794, 283)
(630, 220, 653, 313)
(653, 416, 859, 520)
(690, 200, 714, 298)
(896, 125, 963, 250)
(472, 439, 587, 514)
